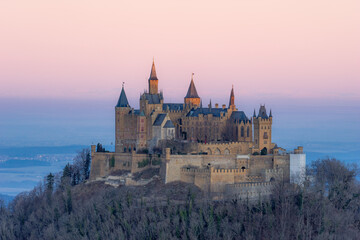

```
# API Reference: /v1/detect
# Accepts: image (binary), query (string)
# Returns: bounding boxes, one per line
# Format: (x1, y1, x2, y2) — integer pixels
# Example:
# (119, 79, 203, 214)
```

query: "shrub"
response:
(151, 158, 162, 166)
(138, 159, 150, 168)
(109, 156, 115, 168)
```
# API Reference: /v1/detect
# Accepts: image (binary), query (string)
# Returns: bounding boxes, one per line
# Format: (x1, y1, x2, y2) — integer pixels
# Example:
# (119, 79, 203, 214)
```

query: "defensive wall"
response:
(90, 145, 162, 180)
(225, 182, 274, 200)
(198, 141, 253, 155)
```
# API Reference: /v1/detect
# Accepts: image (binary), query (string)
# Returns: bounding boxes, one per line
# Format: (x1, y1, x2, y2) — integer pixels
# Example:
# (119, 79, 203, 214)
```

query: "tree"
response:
(46, 173, 54, 192)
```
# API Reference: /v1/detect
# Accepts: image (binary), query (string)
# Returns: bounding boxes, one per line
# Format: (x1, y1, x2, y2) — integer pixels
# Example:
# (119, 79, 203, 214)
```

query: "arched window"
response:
(241, 126, 244, 137)
(247, 126, 250, 137)
(215, 148, 221, 155)
(224, 149, 230, 155)
(207, 148, 212, 155)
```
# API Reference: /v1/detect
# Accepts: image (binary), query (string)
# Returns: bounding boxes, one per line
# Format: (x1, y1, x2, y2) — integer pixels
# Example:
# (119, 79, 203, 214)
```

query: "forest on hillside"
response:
(0, 152, 359, 240)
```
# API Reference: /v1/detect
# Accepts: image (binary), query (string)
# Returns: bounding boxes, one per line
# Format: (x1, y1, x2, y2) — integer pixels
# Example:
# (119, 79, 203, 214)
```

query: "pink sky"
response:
(0, 0, 359, 105)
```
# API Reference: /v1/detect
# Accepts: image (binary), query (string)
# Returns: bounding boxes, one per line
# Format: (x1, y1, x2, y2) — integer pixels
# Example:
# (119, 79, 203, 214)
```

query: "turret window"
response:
(241, 126, 244, 137)
(263, 132, 268, 139)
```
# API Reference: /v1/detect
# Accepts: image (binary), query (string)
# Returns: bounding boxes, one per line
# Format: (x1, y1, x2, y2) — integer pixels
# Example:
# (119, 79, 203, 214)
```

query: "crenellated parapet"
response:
(211, 168, 247, 173)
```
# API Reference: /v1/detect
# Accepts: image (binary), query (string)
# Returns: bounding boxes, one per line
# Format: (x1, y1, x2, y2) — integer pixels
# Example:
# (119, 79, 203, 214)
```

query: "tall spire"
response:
(149, 58, 158, 80)
(116, 85, 130, 108)
(229, 85, 235, 109)
(185, 73, 200, 98)
(253, 109, 256, 118)
(148, 59, 159, 94)
(269, 109, 272, 118)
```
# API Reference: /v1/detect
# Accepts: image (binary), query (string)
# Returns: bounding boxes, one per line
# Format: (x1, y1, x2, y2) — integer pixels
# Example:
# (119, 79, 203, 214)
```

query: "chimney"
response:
(222, 104, 226, 109)
(215, 103, 219, 108)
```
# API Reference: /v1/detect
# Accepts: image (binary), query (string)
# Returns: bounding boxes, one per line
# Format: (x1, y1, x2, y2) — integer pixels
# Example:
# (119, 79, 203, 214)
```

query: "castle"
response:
(90, 60, 306, 199)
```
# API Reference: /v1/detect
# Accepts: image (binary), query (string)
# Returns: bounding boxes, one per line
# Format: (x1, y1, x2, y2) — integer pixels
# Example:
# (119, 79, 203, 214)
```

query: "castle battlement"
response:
(265, 168, 283, 174)
(230, 181, 273, 188)
(181, 168, 210, 173)
(212, 168, 247, 173)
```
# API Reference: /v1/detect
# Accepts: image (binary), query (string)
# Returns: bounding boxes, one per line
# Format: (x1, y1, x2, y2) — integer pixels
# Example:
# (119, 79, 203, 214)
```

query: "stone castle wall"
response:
(198, 141, 253, 155)
(90, 146, 161, 180)
(225, 182, 274, 200)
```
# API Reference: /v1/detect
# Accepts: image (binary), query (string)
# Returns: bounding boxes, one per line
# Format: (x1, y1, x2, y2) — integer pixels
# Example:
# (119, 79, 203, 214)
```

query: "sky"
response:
(0, 0, 359, 105)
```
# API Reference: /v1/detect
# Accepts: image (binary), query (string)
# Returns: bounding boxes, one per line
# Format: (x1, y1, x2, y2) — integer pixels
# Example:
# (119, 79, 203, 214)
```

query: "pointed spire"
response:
(269, 109, 272, 118)
(229, 85, 235, 108)
(116, 85, 130, 108)
(185, 73, 200, 98)
(149, 58, 158, 81)
(253, 109, 256, 118)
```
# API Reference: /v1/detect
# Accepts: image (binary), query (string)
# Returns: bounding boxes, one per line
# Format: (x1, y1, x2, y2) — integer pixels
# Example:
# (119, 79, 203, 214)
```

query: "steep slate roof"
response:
(163, 103, 184, 111)
(257, 105, 269, 119)
(185, 78, 200, 99)
(149, 60, 158, 80)
(116, 87, 130, 108)
(186, 107, 227, 117)
(163, 120, 175, 128)
(230, 111, 249, 123)
(153, 114, 167, 126)
(229, 86, 235, 107)
(142, 93, 163, 104)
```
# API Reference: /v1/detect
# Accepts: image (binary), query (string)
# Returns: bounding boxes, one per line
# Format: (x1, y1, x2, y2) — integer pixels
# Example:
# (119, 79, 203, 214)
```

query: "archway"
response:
(214, 148, 221, 155)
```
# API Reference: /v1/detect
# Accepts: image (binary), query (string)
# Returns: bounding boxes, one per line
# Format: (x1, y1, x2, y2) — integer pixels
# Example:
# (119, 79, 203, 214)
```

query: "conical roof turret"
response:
(116, 85, 130, 108)
(185, 73, 200, 98)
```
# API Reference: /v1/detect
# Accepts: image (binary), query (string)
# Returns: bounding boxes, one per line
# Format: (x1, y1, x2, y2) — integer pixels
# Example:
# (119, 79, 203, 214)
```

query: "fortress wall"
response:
(210, 168, 247, 193)
(180, 168, 211, 191)
(164, 155, 204, 183)
(130, 153, 151, 173)
(264, 168, 283, 182)
(248, 155, 275, 175)
(90, 150, 133, 180)
(225, 182, 274, 200)
(274, 155, 291, 182)
(194, 171, 211, 192)
(199, 141, 252, 155)
(201, 155, 237, 168)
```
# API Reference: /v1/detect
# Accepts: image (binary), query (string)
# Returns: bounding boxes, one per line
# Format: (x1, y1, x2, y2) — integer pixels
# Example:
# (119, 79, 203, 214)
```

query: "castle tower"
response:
(115, 85, 131, 153)
(228, 85, 236, 111)
(184, 73, 200, 107)
(148, 59, 158, 94)
(253, 105, 272, 153)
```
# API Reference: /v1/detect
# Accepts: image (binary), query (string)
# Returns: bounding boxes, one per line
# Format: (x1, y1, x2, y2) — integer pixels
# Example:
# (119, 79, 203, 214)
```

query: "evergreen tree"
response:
(46, 173, 54, 192)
